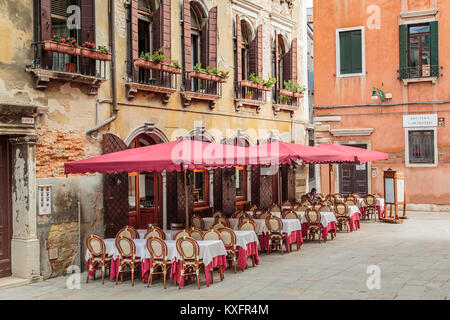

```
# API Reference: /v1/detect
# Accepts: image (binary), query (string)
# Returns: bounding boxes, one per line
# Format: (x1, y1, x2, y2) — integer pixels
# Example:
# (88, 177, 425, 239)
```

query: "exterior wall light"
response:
(371, 87, 385, 102)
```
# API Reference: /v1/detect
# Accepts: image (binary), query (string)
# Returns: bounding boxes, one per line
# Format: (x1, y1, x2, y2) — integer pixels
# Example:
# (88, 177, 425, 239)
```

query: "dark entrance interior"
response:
(0, 138, 12, 278)
(339, 144, 368, 196)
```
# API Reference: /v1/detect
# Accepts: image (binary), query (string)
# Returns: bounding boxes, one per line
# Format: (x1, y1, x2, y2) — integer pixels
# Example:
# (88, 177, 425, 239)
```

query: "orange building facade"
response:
(313, 0, 450, 210)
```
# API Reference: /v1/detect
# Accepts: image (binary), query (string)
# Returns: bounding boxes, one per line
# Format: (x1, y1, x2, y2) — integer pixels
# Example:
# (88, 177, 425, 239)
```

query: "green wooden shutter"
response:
(351, 30, 362, 73)
(399, 25, 409, 79)
(339, 32, 352, 74)
(430, 21, 439, 77)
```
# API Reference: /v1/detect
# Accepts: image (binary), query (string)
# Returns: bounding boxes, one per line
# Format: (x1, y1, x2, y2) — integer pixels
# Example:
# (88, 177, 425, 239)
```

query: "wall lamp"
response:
(371, 87, 386, 102)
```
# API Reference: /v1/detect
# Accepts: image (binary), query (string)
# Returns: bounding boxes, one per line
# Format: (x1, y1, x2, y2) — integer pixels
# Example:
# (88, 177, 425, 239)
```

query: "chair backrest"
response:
(238, 220, 257, 232)
(212, 211, 223, 218)
(319, 205, 332, 213)
(374, 193, 382, 198)
(212, 221, 226, 230)
(265, 215, 283, 233)
(176, 237, 199, 263)
(115, 235, 136, 259)
(352, 193, 361, 199)
(215, 215, 230, 227)
(282, 210, 299, 220)
(116, 226, 138, 239)
(305, 208, 321, 224)
(345, 199, 356, 206)
(249, 205, 258, 212)
(232, 209, 244, 219)
(302, 199, 313, 206)
(144, 226, 165, 240)
(174, 229, 192, 240)
(269, 203, 282, 213)
(300, 194, 310, 202)
(238, 214, 253, 225)
(202, 229, 222, 241)
(335, 202, 349, 216)
(256, 210, 271, 219)
(86, 235, 106, 259)
(282, 200, 292, 207)
(189, 227, 204, 241)
(191, 214, 205, 230)
(294, 203, 309, 212)
(313, 203, 322, 210)
(146, 236, 168, 262)
(218, 227, 236, 248)
(365, 194, 377, 206)
(254, 209, 265, 217)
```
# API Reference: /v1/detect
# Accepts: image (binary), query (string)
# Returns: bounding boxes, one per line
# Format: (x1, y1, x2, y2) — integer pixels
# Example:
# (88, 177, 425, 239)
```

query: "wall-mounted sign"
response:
(21, 117, 35, 125)
(356, 163, 366, 171)
(403, 114, 437, 128)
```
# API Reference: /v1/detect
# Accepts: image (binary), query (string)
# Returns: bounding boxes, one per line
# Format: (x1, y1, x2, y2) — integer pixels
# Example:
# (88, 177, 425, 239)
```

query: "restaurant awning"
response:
(315, 144, 389, 163)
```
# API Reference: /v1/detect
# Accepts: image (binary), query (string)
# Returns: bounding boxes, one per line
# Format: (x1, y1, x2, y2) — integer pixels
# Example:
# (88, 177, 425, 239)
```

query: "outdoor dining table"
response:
(253, 218, 302, 253)
(346, 205, 361, 231)
(295, 211, 337, 239)
(245, 211, 282, 218)
(85, 238, 228, 287)
(357, 198, 385, 219)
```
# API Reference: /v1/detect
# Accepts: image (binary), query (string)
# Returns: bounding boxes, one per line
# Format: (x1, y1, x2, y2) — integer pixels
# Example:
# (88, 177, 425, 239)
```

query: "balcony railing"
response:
(233, 80, 269, 113)
(398, 65, 441, 80)
(273, 89, 301, 107)
(181, 71, 223, 109)
(125, 59, 179, 101)
(29, 42, 108, 94)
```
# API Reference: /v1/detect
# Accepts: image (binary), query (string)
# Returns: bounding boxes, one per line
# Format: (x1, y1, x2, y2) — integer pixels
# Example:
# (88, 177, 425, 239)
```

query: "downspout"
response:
(86, 0, 118, 136)
(77, 200, 82, 270)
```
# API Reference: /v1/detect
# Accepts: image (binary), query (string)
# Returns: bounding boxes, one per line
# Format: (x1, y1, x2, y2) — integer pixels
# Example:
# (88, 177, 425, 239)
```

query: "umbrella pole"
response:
(329, 164, 332, 195)
(184, 168, 189, 229)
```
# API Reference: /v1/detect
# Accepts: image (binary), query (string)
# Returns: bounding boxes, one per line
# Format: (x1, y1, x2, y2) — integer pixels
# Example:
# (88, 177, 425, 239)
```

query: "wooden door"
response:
(0, 138, 12, 277)
(339, 144, 368, 196)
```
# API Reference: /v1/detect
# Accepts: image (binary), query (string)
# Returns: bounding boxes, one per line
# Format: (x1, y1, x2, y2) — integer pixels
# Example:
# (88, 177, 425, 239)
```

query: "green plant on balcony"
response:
(279, 94, 291, 103)
(264, 77, 276, 88)
(249, 73, 263, 84)
(284, 80, 306, 93)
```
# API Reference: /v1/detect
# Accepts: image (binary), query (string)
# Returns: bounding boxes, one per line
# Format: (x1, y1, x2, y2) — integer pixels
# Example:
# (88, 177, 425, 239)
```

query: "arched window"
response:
(275, 34, 288, 88)
(234, 137, 249, 201)
(190, 2, 207, 69)
(138, 0, 157, 82)
(240, 20, 253, 80)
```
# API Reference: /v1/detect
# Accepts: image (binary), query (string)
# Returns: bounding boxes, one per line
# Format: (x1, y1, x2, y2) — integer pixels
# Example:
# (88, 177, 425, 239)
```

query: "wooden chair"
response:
(294, 203, 310, 212)
(174, 229, 192, 240)
(364, 194, 378, 220)
(282, 200, 292, 208)
(319, 205, 332, 213)
(115, 235, 141, 286)
(253, 208, 265, 218)
(302, 199, 313, 207)
(282, 210, 299, 220)
(323, 199, 333, 207)
(304, 209, 324, 243)
(215, 215, 231, 228)
(144, 226, 165, 240)
(218, 227, 239, 273)
(146, 236, 172, 288)
(335, 202, 351, 232)
(176, 237, 205, 289)
(300, 194, 310, 202)
(86, 235, 111, 284)
(265, 216, 287, 254)
(269, 203, 282, 214)
(202, 229, 222, 241)
(212, 211, 223, 219)
(374, 193, 382, 199)
(256, 210, 271, 219)
(249, 204, 258, 212)
(191, 214, 205, 230)
(212, 221, 227, 230)
(352, 193, 361, 199)
(189, 227, 204, 241)
(232, 209, 244, 219)
(116, 226, 139, 239)
(238, 219, 257, 232)
(345, 199, 357, 206)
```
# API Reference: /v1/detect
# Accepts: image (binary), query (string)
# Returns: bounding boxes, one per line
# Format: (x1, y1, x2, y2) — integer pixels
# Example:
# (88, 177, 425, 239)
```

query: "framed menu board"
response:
(383, 169, 407, 222)
(384, 178, 395, 204)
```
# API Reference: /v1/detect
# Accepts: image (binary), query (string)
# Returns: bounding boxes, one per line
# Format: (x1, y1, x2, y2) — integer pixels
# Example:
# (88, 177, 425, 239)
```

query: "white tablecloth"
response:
(245, 211, 282, 218)
(234, 230, 259, 251)
(137, 229, 179, 240)
(296, 211, 337, 228)
(347, 205, 360, 216)
(85, 238, 226, 268)
(357, 198, 385, 208)
(137, 229, 146, 239)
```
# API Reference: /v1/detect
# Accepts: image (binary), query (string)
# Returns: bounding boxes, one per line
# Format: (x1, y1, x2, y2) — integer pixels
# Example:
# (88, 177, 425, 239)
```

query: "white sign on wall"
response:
(403, 114, 438, 128)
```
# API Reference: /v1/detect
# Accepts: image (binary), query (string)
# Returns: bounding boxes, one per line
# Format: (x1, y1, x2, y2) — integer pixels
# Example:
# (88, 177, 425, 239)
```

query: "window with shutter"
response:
(338, 29, 363, 75)
(408, 130, 435, 164)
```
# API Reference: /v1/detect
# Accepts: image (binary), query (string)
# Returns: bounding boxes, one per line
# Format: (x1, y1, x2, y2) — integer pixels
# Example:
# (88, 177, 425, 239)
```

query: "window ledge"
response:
(405, 163, 438, 168)
(125, 82, 176, 103)
(180, 91, 221, 110)
(402, 77, 438, 86)
(336, 73, 365, 78)
(273, 104, 298, 117)
(234, 98, 264, 113)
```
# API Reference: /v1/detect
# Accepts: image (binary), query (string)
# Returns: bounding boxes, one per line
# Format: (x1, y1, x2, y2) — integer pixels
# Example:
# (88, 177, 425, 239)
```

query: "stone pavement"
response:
(0, 211, 448, 300)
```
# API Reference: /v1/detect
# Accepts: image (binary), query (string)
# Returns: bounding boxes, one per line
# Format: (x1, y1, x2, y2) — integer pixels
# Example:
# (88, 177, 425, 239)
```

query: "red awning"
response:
(246, 142, 355, 165)
(64, 140, 252, 174)
(316, 144, 389, 163)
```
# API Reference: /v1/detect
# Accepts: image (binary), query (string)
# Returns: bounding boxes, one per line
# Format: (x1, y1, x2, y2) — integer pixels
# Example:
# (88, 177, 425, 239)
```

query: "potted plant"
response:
(135, 51, 162, 71)
(65, 62, 76, 73)
(44, 35, 81, 56)
(190, 63, 212, 81)
(134, 48, 181, 74)
(240, 73, 274, 91)
(80, 41, 95, 58)
(281, 80, 306, 98)
(148, 77, 156, 85)
(245, 90, 254, 99)
(278, 94, 291, 104)
(91, 45, 112, 61)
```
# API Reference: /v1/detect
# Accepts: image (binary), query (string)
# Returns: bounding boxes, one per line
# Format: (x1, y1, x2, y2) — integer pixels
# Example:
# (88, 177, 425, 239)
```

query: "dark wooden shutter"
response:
(339, 31, 352, 74)
(103, 134, 129, 238)
(161, 0, 171, 57)
(274, 33, 279, 89)
(399, 24, 409, 79)
(40, 0, 53, 69)
(207, 6, 217, 68)
(351, 30, 362, 73)
(430, 21, 439, 76)
(283, 45, 292, 84)
(80, 0, 96, 76)
(290, 38, 297, 82)
(183, 0, 191, 71)
(153, 6, 162, 52)
(235, 15, 242, 86)
(248, 24, 262, 77)
(131, 0, 139, 81)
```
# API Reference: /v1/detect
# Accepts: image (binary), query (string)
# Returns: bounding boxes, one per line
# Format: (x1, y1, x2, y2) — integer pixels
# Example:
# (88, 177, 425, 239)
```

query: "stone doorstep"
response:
(0, 276, 43, 291)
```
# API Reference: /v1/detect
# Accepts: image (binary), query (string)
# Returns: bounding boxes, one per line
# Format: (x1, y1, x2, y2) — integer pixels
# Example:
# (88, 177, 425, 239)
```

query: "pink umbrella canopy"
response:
(64, 140, 253, 174)
(246, 141, 355, 165)
(316, 144, 389, 163)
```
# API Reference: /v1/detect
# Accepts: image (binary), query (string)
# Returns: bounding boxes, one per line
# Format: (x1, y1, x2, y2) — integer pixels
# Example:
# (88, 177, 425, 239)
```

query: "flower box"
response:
(43, 41, 81, 56)
(189, 71, 226, 83)
(161, 64, 182, 75)
(279, 89, 304, 98)
(80, 48, 112, 61)
(135, 59, 162, 71)
(239, 80, 272, 92)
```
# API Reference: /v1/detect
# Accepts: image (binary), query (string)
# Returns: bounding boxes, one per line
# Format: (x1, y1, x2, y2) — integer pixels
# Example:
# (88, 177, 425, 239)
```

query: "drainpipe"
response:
(77, 200, 82, 270)
(86, 0, 118, 136)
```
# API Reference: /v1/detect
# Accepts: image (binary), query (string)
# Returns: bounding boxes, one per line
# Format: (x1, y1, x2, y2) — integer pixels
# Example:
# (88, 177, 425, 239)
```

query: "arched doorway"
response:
(127, 133, 164, 229)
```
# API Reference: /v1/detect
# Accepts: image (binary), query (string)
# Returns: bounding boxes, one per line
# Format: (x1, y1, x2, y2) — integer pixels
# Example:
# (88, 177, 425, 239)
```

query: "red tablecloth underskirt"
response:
(226, 242, 259, 271)
(301, 222, 337, 240)
(258, 230, 302, 253)
(360, 206, 384, 219)
(349, 212, 360, 232)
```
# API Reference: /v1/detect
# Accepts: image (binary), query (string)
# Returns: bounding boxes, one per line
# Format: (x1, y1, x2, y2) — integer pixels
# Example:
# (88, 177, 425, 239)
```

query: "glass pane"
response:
(236, 169, 244, 197)
(128, 175, 136, 211)
(410, 25, 430, 34)
(139, 174, 155, 208)
(409, 131, 434, 163)
(193, 172, 205, 203)
(421, 34, 431, 65)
